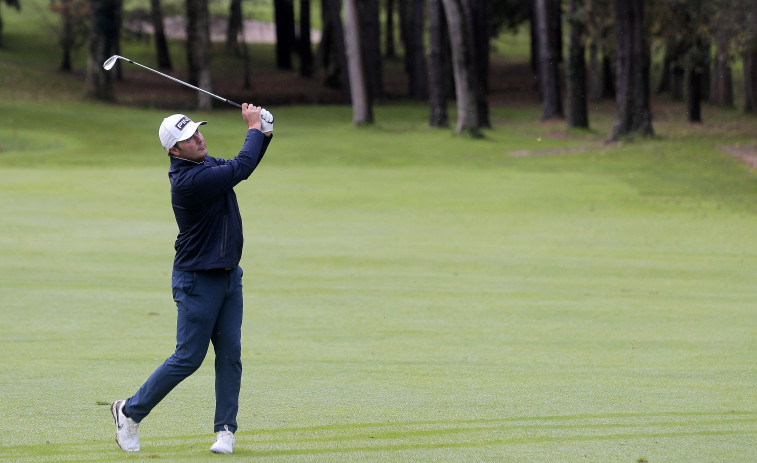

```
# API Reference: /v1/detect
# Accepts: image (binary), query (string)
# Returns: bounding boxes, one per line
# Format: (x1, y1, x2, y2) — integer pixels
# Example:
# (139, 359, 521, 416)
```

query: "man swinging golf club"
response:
(111, 103, 274, 454)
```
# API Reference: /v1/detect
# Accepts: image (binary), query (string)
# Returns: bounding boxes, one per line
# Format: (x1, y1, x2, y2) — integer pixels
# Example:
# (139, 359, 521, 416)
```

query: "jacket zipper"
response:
(220, 215, 228, 258)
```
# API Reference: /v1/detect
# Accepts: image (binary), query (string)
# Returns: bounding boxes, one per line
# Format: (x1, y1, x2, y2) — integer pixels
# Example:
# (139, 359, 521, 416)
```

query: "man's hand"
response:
(261, 109, 274, 134)
(242, 103, 262, 131)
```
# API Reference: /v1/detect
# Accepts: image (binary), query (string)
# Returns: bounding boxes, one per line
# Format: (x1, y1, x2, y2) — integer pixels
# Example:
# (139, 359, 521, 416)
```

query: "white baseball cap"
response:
(158, 114, 207, 150)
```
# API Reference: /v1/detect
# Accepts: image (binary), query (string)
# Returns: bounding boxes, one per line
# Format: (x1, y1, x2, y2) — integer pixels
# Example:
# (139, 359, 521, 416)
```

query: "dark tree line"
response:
(0, 0, 21, 48)
(14, 0, 754, 137)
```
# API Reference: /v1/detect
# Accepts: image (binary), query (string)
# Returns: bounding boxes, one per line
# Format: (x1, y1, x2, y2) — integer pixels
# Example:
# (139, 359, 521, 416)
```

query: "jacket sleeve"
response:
(185, 129, 272, 201)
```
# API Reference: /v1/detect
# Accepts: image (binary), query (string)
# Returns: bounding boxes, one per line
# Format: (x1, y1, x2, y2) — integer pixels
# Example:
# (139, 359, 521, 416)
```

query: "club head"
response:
(103, 55, 123, 71)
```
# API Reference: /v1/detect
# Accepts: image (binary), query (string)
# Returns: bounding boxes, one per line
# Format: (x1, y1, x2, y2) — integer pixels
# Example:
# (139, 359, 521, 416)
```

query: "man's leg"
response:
(211, 266, 244, 433)
(124, 270, 225, 422)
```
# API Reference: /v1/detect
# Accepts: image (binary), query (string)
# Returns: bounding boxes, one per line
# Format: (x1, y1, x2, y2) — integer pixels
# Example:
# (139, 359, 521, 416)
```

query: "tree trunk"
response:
(226, 0, 242, 52)
(361, 0, 383, 100)
(744, 51, 757, 114)
(671, 64, 684, 100)
(657, 43, 672, 94)
(150, 0, 172, 69)
(686, 66, 702, 123)
(602, 52, 614, 98)
(299, 0, 314, 77)
(60, 2, 74, 71)
(405, 0, 427, 99)
(384, 0, 396, 58)
(343, 0, 373, 124)
(711, 42, 733, 107)
(320, 0, 349, 97)
(686, 37, 708, 123)
(440, 0, 479, 136)
(186, 0, 212, 109)
(469, 0, 490, 128)
(534, 0, 563, 120)
(428, 0, 448, 127)
(566, 0, 588, 128)
(274, 0, 295, 69)
(588, 39, 602, 101)
(86, 0, 122, 101)
(608, 0, 653, 141)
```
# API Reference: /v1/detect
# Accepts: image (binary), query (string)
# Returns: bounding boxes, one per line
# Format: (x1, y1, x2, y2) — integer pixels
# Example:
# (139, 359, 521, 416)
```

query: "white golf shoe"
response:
(210, 425, 235, 454)
(111, 400, 140, 452)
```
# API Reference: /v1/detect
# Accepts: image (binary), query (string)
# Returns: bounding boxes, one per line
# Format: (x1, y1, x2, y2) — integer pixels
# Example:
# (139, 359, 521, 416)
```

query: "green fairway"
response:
(2, 96, 757, 462)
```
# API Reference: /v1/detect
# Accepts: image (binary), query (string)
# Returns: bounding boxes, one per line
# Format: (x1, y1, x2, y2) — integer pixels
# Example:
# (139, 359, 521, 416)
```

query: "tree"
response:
(150, 0, 171, 69)
(400, 0, 427, 99)
(226, 0, 242, 52)
(746, 50, 757, 113)
(0, 0, 20, 48)
(50, 0, 90, 71)
(299, 0, 314, 77)
(607, 0, 653, 141)
(274, 0, 295, 69)
(343, 0, 372, 124)
(584, 0, 614, 101)
(469, 0, 491, 128)
(318, 0, 348, 94)
(534, 0, 563, 120)
(360, 0, 383, 101)
(186, 0, 212, 109)
(440, 0, 479, 136)
(566, 0, 588, 128)
(708, 4, 734, 107)
(384, 0, 396, 58)
(703, 0, 757, 113)
(428, 0, 449, 127)
(85, 0, 121, 101)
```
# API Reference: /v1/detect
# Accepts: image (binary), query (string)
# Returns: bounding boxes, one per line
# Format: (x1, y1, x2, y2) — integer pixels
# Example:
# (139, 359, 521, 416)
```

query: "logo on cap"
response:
(175, 116, 191, 131)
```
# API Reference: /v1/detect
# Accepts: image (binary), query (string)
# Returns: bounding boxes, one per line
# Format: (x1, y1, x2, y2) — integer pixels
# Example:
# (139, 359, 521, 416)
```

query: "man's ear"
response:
(168, 146, 181, 157)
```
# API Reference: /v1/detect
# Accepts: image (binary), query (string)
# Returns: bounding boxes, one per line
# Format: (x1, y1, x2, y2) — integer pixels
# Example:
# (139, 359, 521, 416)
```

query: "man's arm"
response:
(181, 104, 272, 202)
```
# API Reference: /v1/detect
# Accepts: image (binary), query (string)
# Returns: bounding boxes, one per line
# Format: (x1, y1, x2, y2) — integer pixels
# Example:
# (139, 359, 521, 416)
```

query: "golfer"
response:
(111, 103, 274, 454)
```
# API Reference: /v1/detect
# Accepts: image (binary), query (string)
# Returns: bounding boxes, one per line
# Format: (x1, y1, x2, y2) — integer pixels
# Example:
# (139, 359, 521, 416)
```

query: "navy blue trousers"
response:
(124, 266, 243, 433)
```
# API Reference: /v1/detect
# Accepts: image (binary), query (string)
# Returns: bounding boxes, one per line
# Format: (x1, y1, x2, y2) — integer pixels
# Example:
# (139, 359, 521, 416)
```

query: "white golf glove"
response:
(261, 108, 274, 133)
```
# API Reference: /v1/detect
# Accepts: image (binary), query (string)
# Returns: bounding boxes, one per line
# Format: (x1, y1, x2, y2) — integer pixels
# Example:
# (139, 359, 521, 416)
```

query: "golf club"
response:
(103, 55, 243, 109)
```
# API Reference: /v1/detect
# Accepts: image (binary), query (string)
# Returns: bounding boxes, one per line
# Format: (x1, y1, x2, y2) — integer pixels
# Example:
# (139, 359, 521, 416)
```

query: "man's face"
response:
(170, 130, 207, 162)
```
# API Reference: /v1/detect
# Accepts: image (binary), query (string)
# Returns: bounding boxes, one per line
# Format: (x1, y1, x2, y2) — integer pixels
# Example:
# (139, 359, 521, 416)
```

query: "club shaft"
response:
(123, 57, 242, 109)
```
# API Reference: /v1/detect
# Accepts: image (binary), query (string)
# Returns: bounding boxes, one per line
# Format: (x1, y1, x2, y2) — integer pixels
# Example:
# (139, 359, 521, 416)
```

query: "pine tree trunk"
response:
(226, 0, 242, 52)
(86, 0, 121, 101)
(384, 0, 396, 58)
(343, 0, 373, 124)
(151, 0, 172, 69)
(428, 0, 448, 127)
(711, 44, 733, 107)
(440, 0, 479, 136)
(186, 0, 212, 109)
(299, 0, 313, 77)
(274, 0, 295, 69)
(406, 0, 427, 99)
(469, 0, 490, 128)
(534, 0, 563, 120)
(744, 51, 757, 114)
(608, 0, 653, 141)
(566, 0, 588, 128)
(361, 0, 383, 101)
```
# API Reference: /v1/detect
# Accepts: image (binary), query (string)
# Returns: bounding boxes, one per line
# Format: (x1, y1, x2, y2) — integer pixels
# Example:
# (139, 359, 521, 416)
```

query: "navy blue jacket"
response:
(169, 129, 272, 271)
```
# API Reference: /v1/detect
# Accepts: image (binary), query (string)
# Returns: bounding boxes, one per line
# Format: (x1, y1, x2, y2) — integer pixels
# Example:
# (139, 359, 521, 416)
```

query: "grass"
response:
(2, 2, 757, 462)
(3, 98, 757, 461)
